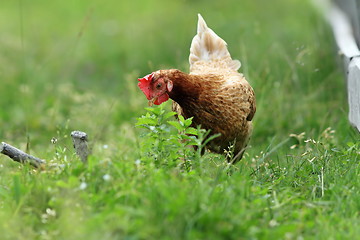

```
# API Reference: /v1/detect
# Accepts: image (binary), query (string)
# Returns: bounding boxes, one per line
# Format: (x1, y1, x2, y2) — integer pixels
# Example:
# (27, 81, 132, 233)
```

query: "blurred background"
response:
(2, 2, 360, 239)
(0, 0, 355, 154)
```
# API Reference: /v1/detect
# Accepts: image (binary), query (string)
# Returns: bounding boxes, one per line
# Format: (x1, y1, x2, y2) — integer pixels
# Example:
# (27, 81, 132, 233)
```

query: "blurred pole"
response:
(334, 0, 360, 45)
(326, 0, 360, 132)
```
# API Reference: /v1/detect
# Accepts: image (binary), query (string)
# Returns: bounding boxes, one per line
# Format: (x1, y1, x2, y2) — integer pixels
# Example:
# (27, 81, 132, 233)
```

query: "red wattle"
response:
(154, 93, 169, 105)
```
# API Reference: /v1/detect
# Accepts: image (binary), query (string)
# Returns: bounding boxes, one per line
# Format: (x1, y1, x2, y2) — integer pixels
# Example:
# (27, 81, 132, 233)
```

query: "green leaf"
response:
(168, 120, 183, 131)
(202, 133, 221, 147)
(178, 115, 185, 123)
(163, 111, 177, 120)
(12, 175, 22, 204)
(185, 127, 198, 135)
(136, 117, 157, 126)
(145, 106, 161, 116)
(184, 117, 193, 128)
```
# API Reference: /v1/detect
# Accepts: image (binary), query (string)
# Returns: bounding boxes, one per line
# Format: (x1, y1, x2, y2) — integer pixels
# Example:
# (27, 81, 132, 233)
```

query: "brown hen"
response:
(138, 14, 256, 163)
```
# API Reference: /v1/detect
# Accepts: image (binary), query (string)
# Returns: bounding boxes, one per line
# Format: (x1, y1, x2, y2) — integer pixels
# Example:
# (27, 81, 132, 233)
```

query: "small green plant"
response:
(136, 104, 219, 171)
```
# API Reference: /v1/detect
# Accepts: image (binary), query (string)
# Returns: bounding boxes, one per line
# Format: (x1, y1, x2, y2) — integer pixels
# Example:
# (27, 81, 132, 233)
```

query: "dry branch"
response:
(71, 131, 89, 163)
(0, 130, 89, 168)
(0, 142, 46, 168)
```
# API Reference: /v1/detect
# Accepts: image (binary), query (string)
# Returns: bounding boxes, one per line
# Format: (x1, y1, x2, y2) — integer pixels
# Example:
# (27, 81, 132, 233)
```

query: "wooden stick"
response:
(0, 142, 46, 168)
(0, 130, 90, 168)
(71, 131, 89, 163)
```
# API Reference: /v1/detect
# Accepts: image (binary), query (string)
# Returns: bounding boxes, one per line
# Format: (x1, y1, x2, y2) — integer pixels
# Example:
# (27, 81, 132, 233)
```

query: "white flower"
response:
(79, 182, 87, 190)
(46, 208, 56, 217)
(103, 174, 111, 181)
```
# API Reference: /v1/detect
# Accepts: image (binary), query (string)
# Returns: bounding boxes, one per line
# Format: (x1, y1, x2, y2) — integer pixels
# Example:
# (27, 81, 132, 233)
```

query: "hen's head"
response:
(138, 71, 173, 105)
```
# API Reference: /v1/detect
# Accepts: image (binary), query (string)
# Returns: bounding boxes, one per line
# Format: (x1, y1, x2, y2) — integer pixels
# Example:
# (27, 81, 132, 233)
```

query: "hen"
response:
(138, 14, 256, 163)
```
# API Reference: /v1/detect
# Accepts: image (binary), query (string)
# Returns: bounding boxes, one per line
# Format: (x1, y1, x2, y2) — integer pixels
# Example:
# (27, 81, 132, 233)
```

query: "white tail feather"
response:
(189, 14, 241, 72)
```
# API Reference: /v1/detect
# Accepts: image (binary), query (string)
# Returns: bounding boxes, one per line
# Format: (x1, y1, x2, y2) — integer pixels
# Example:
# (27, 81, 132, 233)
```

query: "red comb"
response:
(138, 73, 154, 100)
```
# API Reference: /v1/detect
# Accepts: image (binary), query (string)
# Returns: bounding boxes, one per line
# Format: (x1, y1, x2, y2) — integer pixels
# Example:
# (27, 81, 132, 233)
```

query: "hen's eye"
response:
(156, 83, 162, 89)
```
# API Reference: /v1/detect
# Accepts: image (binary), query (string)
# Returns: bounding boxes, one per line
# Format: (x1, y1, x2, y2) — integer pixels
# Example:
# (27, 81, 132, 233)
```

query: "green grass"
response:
(0, 0, 359, 239)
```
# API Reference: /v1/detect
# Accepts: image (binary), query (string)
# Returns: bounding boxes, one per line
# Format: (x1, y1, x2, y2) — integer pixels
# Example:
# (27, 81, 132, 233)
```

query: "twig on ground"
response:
(0, 142, 46, 168)
(71, 131, 89, 163)
(0, 130, 90, 168)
